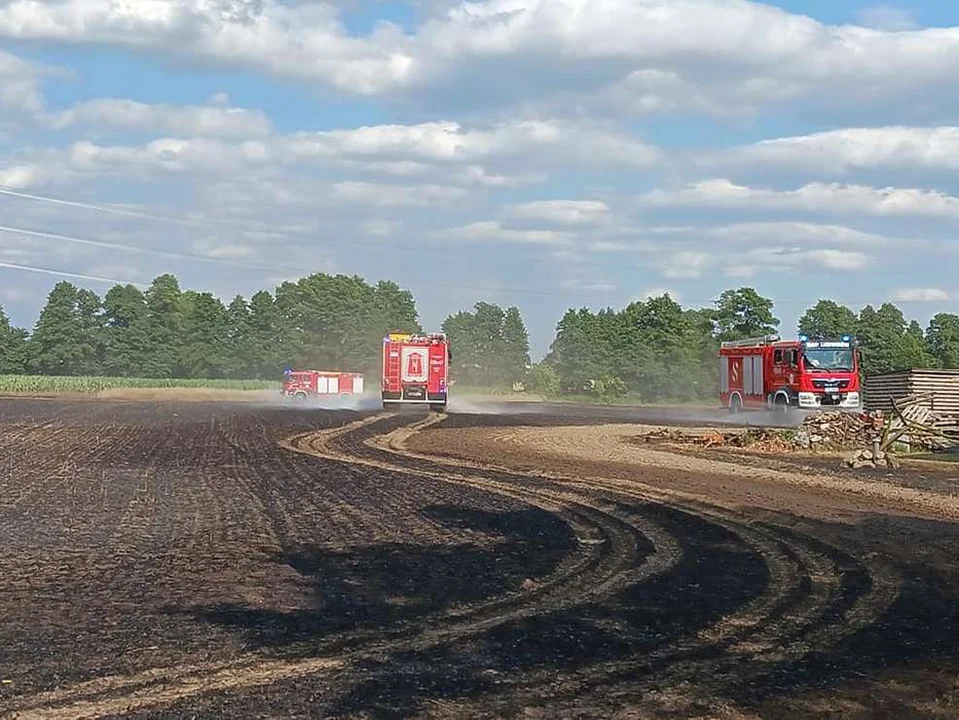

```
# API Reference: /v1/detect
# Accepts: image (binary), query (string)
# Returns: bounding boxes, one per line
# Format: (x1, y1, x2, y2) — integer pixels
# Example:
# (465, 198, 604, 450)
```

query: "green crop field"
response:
(0, 375, 281, 395)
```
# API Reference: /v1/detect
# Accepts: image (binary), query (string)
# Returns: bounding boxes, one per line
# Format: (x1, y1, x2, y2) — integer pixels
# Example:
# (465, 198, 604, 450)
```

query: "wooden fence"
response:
(863, 369, 959, 414)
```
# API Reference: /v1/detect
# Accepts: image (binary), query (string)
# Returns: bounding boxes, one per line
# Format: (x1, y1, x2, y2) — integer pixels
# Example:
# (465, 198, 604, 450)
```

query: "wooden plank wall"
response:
(863, 369, 959, 413)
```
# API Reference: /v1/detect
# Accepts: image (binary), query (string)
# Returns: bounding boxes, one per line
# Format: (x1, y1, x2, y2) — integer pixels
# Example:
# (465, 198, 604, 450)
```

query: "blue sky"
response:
(2, 0, 959, 359)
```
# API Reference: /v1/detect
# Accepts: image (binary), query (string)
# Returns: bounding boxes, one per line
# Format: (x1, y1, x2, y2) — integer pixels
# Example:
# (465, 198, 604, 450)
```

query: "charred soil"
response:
(1, 399, 959, 718)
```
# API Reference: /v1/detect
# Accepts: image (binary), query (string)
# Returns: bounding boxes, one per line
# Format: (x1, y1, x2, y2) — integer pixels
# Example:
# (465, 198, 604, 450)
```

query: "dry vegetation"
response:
(2, 398, 959, 718)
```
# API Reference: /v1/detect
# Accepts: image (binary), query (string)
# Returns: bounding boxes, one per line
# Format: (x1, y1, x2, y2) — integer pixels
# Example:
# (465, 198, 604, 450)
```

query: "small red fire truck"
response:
(719, 334, 861, 413)
(282, 369, 364, 400)
(381, 332, 451, 411)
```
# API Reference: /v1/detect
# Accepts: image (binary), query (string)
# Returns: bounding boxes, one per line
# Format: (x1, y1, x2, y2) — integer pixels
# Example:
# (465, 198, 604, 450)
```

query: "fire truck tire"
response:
(293, 392, 308, 401)
(728, 395, 742, 414)
(773, 394, 790, 413)
(430, 403, 447, 413)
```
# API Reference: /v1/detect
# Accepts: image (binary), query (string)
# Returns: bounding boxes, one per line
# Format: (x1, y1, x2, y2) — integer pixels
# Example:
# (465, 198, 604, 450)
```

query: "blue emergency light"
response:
(799, 334, 808, 342)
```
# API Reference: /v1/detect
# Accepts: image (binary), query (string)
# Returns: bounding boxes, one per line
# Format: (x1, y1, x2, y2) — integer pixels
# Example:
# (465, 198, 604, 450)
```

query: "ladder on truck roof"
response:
(720, 334, 781, 349)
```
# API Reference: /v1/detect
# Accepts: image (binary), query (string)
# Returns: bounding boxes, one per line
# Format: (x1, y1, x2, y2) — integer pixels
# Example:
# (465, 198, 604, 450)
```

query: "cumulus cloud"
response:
(719, 127, 959, 173)
(507, 200, 610, 225)
(724, 247, 871, 278)
(0, 50, 51, 127)
(0, 117, 656, 196)
(641, 179, 959, 218)
(891, 287, 950, 302)
(48, 98, 273, 138)
(660, 250, 712, 279)
(443, 220, 575, 246)
(331, 180, 468, 206)
(0, 0, 957, 121)
(285, 119, 658, 167)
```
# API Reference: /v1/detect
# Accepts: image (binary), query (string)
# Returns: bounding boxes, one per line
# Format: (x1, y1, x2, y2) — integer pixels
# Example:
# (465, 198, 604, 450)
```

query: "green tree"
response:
(502, 307, 531, 384)
(275, 273, 417, 373)
(525, 362, 560, 396)
(545, 307, 609, 393)
(926, 313, 959, 368)
(177, 291, 230, 378)
(142, 274, 185, 378)
(28, 282, 101, 375)
(225, 295, 252, 378)
(713, 287, 780, 341)
(442, 302, 530, 387)
(0, 306, 28, 374)
(101, 284, 151, 376)
(857, 303, 934, 375)
(244, 290, 290, 378)
(798, 300, 858, 339)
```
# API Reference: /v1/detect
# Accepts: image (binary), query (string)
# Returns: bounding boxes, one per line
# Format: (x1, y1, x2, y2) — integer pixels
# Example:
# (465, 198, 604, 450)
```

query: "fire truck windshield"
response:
(802, 347, 855, 372)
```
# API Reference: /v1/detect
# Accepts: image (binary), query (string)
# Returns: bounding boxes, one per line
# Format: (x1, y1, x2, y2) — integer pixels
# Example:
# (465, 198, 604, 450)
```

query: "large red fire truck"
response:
(282, 369, 364, 400)
(381, 332, 451, 411)
(719, 334, 861, 413)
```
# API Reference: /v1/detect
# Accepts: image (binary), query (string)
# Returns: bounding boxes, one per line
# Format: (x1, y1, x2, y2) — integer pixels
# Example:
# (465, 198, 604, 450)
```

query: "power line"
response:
(0, 261, 142, 286)
(0, 223, 613, 299)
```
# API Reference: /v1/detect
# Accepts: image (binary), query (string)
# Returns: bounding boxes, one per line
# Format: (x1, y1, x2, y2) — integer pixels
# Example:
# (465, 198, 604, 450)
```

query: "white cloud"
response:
(641, 179, 959, 219)
(507, 200, 609, 225)
(724, 247, 870, 278)
(331, 180, 469, 206)
(660, 250, 712, 279)
(284, 119, 658, 167)
(0, 118, 656, 196)
(444, 220, 575, 246)
(707, 221, 905, 248)
(0, 50, 50, 127)
(721, 127, 959, 173)
(362, 220, 401, 236)
(48, 98, 273, 138)
(2, 0, 959, 120)
(891, 287, 950, 302)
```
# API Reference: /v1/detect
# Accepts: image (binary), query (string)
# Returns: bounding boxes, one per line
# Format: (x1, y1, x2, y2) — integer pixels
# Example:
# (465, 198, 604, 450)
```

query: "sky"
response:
(2, 0, 959, 359)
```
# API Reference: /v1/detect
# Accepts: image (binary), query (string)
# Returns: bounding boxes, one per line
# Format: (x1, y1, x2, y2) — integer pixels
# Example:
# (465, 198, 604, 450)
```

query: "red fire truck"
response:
(719, 334, 861, 413)
(381, 332, 451, 411)
(282, 369, 364, 400)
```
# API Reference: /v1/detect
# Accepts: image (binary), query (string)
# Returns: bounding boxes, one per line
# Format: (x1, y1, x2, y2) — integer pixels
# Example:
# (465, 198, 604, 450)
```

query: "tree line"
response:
(0, 273, 532, 385)
(532, 289, 959, 402)
(1, 274, 958, 402)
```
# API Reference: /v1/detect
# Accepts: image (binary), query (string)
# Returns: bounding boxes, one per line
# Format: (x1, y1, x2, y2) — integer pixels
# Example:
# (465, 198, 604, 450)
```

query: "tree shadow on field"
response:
(170, 504, 578, 652)
(173, 502, 959, 719)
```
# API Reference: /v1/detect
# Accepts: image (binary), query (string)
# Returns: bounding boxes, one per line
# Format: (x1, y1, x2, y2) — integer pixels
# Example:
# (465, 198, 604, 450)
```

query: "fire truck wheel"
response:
(294, 392, 308, 401)
(430, 403, 447, 414)
(728, 395, 742, 414)
(773, 394, 789, 413)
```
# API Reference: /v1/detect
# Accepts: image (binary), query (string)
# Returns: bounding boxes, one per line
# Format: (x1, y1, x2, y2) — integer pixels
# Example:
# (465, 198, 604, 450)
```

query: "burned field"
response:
(3, 399, 959, 718)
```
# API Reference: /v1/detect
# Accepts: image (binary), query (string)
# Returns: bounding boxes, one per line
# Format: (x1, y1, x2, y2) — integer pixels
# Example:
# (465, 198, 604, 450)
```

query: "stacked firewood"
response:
(843, 392, 959, 469)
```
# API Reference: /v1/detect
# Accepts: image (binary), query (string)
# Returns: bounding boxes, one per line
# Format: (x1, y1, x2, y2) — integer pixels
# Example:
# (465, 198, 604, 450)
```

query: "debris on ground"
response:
(842, 392, 959, 469)
(637, 394, 959, 471)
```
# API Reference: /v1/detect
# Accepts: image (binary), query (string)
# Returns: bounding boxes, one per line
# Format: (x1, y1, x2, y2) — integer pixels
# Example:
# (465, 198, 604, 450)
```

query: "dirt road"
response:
(1, 398, 958, 718)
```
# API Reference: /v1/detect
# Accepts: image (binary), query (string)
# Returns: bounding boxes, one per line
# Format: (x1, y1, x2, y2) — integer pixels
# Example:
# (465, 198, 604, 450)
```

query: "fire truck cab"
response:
(283, 369, 364, 400)
(381, 332, 451, 412)
(719, 334, 861, 413)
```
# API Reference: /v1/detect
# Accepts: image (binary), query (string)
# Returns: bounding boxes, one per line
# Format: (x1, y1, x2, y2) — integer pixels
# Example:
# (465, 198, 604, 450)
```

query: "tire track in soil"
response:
(362, 414, 903, 714)
(6, 411, 677, 719)
(5, 411, 903, 719)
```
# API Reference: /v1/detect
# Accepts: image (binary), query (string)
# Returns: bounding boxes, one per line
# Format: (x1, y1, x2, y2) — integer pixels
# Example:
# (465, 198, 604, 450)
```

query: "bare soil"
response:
(1, 399, 958, 718)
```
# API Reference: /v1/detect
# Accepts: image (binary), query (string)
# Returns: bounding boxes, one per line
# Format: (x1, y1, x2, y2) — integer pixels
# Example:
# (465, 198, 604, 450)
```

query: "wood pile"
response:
(793, 411, 878, 452)
(636, 395, 959, 470)
(843, 392, 959, 469)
